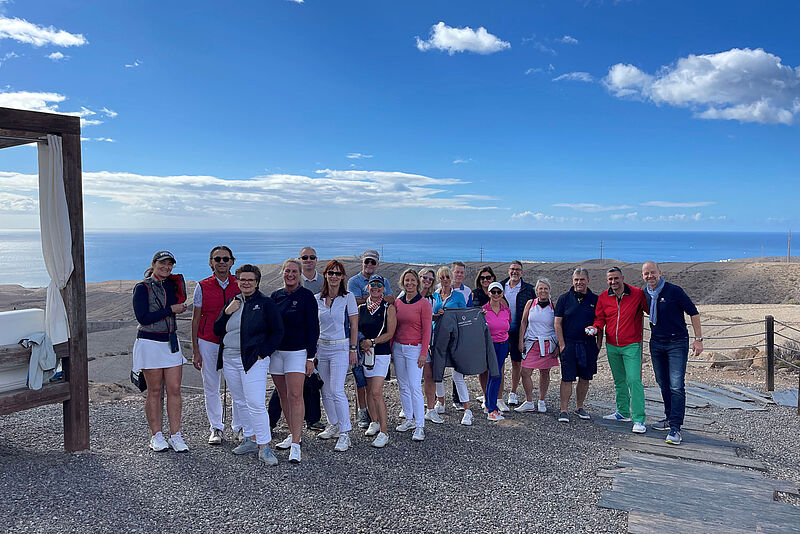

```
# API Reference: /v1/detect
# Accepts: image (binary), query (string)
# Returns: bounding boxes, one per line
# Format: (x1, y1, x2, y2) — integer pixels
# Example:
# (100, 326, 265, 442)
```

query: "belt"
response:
(318, 338, 348, 346)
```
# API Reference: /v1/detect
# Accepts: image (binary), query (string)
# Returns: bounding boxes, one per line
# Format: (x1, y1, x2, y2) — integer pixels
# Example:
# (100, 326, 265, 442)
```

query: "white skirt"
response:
(133, 337, 185, 371)
(364, 353, 391, 379)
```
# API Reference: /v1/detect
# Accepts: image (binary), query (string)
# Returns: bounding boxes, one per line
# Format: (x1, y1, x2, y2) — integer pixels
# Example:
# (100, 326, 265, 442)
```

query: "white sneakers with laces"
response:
(167, 432, 189, 453)
(461, 409, 473, 426)
(150, 432, 169, 452)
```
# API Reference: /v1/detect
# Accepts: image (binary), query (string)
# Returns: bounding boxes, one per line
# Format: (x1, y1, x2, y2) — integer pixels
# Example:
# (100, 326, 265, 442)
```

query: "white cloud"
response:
(513, 211, 554, 221)
(125, 59, 141, 68)
(642, 212, 703, 223)
(0, 50, 18, 65)
(640, 200, 714, 208)
(0, 15, 86, 47)
(452, 158, 471, 164)
(346, 152, 373, 159)
(610, 211, 638, 221)
(553, 72, 593, 83)
(288, 0, 304, 3)
(0, 90, 65, 112)
(100, 107, 117, 118)
(603, 48, 800, 125)
(0, 192, 37, 213)
(81, 137, 115, 143)
(525, 65, 554, 75)
(553, 202, 631, 212)
(416, 22, 510, 55)
(47, 51, 65, 61)
(558, 35, 579, 45)
(0, 168, 497, 217)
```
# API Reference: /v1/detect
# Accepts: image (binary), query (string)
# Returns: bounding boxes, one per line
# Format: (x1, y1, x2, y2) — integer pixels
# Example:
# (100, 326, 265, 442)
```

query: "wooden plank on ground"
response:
(591, 417, 740, 447)
(687, 381, 752, 401)
(619, 441, 766, 470)
(772, 389, 799, 407)
(685, 386, 767, 411)
(623, 433, 743, 454)
(716, 383, 775, 404)
(627, 510, 799, 534)
(587, 399, 715, 426)
(644, 387, 709, 408)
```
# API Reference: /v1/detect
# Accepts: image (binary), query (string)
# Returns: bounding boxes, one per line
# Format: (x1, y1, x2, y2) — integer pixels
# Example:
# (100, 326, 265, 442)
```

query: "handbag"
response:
(130, 369, 147, 392)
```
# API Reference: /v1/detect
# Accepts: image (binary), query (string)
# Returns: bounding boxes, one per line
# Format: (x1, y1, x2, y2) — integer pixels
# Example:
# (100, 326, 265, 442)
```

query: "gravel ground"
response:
(2, 367, 797, 533)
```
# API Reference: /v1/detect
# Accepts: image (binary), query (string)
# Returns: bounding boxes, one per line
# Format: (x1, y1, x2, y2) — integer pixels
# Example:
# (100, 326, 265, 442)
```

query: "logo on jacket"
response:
(253, 304, 261, 310)
(293, 301, 298, 306)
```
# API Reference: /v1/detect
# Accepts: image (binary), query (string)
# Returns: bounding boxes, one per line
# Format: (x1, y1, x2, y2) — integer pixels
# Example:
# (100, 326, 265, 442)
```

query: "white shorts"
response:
(364, 353, 391, 379)
(269, 349, 308, 375)
(133, 337, 185, 371)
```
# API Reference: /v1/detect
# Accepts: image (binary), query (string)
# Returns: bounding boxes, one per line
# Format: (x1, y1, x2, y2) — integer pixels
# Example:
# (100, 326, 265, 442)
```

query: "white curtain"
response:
(37, 134, 73, 344)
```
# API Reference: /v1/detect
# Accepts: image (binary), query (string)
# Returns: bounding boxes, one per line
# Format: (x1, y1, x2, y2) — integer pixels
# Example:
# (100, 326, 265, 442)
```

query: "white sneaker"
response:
(318, 424, 341, 440)
(461, 409, 473, 426)
(372, 432, 389, 448)
(425, 409, 444, 424)
(276, 434, 293, 450)
(288, 443, 301, 464)
(396, 420, 416, 432)
(514, 400, 537, 412)
(496, 399, 510, 412)
(434, 400, 446, 414)
(149, 432, 168, 452)
(365, 422, 381, 437)
(632, 422, 647, 434)
(537, 400, 547, 413)
(208, 428, 223, 445)
(398, 409, 406, 419)
(411, 427, 425, 441)
(334, 433, 351, 452)
(507, 392, 519, 405)
(167, 432, 189, 453)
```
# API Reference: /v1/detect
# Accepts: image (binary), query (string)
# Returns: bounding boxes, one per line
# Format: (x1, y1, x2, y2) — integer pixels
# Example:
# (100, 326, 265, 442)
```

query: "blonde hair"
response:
(437, 266, 453, 281)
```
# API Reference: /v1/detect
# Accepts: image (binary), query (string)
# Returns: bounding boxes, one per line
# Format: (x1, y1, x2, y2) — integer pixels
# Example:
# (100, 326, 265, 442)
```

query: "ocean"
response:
(0, 229, 791, 288)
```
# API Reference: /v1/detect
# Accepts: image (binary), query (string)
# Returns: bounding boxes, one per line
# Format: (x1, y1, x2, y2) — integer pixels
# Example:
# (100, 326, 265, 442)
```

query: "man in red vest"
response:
(191, 245, 242, 445)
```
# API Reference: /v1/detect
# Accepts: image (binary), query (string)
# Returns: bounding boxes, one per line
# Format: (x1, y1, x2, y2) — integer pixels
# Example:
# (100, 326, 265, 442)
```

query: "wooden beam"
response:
(0, 107, 80, 135)
(60, 132, 90, 452)
(0, 342, 70, 369)
(0, 382, 70, 415)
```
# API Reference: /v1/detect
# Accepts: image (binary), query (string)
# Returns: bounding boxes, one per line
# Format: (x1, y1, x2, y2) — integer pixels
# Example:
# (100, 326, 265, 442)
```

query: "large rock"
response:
(707, 346, 759, 369)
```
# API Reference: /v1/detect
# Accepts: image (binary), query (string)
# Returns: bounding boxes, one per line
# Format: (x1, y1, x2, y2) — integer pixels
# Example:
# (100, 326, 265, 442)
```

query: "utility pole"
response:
(788, 230, 792, 263)
(479, 245, 483, 262)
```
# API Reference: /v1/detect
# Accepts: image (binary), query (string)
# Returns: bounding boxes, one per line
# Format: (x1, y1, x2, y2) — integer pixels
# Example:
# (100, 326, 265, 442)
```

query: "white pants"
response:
(222, 356, 271, 445)
(316, 342, 352, 433)
(434, 372, 469, 402)
(198, 339, 241, 432)
(393, 343, 425, 428)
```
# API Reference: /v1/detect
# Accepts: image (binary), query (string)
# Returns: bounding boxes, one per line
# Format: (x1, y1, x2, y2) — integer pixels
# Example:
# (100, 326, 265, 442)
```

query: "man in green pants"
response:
(589, 266, 648, 433)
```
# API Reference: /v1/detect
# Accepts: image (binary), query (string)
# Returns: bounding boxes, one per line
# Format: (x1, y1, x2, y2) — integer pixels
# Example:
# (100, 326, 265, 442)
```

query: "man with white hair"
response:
(641, 261, 703, 446)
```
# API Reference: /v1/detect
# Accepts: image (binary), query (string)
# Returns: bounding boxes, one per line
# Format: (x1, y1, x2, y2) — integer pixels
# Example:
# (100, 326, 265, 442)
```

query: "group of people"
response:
(131, 245, 703, 465)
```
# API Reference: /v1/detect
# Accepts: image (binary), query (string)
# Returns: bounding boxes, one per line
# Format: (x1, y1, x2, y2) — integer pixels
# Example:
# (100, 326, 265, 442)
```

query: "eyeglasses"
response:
(369, 281, 384, 288)
(238, 277, 257, 283)
(301, 255, 316, 260)
(479, 275, 494, 281)
(213, 256, 232, 263)
(363, 258, 377, 265)
(490, 289, 503, 295)
(326, 271, 343, 277)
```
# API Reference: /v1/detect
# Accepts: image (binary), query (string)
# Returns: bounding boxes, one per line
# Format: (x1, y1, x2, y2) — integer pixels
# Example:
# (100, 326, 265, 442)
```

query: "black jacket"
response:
(499, 277, 535, 330)
(213, 290, 284, 372)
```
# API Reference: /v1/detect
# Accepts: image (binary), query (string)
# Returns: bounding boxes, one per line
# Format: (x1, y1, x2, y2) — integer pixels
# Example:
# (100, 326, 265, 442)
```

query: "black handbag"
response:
(130, 369, 147, 392)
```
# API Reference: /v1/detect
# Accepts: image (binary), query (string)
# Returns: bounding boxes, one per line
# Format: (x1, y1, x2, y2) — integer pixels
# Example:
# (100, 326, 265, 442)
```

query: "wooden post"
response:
(765, 315, 775, 393)
(61, 131, 90, 451)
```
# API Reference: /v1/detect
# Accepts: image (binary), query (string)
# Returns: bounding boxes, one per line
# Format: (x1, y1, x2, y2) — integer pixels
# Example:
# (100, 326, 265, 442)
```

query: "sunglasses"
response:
(238, 277, 257, 283)
(301, 255, 316, 260)
(490, 289, 503, 295)
(440, 275, 451, 279)
(369, 281, 384, 288)
(213, 256, 232, 263)
(421, 275, 435, 282)
(479, 275, 494, 281)
(326, 271, 343, 277)
(363, 258, 377, 265)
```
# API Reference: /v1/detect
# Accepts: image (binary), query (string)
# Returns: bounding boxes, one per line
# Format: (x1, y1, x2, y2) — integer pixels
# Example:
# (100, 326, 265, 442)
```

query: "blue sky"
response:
(0, 0, 798, 231)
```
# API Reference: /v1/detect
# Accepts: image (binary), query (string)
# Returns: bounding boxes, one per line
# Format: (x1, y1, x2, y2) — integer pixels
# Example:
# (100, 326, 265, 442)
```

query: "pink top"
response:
(483, 301, 511, 342)
(393, 295, 433, 357)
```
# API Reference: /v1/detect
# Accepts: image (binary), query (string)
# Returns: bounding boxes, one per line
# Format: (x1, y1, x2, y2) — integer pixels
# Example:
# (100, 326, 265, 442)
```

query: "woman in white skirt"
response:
(357, 274, 396, 448)
(132, 251, 189, 453)
(315, 259, 359, 452)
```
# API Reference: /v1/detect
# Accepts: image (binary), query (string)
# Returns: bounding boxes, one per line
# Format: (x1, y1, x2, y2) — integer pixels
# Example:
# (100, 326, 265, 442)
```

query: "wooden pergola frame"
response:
(0, 106, 89, 451)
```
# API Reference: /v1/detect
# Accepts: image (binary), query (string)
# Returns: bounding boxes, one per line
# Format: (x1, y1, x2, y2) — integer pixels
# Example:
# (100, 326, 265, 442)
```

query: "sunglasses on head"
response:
(326, 270, 343, 277)
(213, 256, 231, 263)
(369, 281, 384, 288)
(479, 275, 493, 281)
(301, 255, 317, 260)
(363, 258, 377, 265)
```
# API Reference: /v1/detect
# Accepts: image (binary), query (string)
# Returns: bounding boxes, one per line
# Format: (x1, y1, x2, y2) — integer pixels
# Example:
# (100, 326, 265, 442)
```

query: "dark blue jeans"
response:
(649, 339, 689, 430)
(486, 341, 509, 412)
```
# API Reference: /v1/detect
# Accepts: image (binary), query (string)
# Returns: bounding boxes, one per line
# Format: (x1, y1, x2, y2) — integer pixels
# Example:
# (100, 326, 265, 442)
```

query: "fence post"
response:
(766, 315, 775, 392)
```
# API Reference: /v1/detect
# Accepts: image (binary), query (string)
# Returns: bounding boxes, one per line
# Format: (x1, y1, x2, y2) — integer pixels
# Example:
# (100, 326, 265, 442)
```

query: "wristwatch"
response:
(370, 339, 376, 347)
(349, 344, 357, 350)
(695, 337, 704, 342)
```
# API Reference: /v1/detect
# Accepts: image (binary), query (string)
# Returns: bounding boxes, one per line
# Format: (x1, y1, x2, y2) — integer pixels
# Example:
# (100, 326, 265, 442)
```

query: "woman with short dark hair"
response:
(214, 264, 284, 465)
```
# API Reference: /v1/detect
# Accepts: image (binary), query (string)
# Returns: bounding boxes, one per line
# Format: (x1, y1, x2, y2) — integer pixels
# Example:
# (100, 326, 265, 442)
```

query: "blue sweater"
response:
(644, 281, 699, 343)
